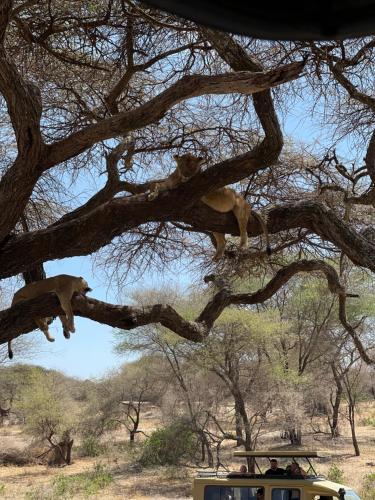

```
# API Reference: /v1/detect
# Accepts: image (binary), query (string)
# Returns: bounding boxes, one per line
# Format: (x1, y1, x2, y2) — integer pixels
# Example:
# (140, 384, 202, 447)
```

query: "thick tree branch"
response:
(0, 0, 45, 240)
(42, 60, 305, 170)
(0, 1, 11, 43)
(1, 259, 371, 365)
(1, 199, 375, 278)
(329, 61, 375, 112)
(53, 138, 131, 225)
(365, 129, 375, 185)
(201, 28, 284, 167)
(0, 293, 205, 346)
(105, 42, 204, 114)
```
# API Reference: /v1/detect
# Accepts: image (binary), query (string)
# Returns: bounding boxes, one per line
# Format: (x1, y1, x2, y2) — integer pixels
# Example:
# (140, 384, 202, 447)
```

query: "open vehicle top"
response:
(192, 451, 361, 500)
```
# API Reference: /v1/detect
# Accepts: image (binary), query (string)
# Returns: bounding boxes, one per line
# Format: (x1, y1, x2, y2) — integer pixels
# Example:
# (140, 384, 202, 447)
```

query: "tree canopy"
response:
(0, 1, 375, 364)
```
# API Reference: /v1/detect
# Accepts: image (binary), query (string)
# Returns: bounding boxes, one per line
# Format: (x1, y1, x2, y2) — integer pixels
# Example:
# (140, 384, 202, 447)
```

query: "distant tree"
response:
(108, 357, 165, 443)
(116, 288, 280, 469)
(0, 364, 43, 424)
(80, 356, 164, 443)
(343, 360, 366, 456)
(16, 369, 78, 465)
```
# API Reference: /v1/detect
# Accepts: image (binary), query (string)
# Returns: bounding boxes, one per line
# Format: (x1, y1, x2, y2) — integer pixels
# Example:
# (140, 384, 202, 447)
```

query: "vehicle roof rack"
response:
(233, 451, 323, 458)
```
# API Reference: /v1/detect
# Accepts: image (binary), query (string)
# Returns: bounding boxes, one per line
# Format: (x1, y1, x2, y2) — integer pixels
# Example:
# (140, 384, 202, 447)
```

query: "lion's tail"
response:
(252, 210, 271, 255)
(7, 340, 13, 359)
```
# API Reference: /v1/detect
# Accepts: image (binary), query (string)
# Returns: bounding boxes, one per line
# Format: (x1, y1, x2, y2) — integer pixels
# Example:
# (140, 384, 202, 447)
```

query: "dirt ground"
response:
(0, 403, 374, 499)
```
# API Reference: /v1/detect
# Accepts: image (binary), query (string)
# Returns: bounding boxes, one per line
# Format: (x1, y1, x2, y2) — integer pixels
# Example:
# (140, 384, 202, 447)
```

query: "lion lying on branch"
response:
(8, 275, 92, 359)
(133, 153, 271, 260)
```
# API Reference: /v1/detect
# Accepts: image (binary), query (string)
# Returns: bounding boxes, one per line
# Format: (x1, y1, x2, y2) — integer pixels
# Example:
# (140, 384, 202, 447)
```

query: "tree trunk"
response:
(287, 427, 302, 445)
(234, 400, 244, 447)
(201, 439, 206, 463)
(329, 362, 343, 438)
(205, 439, 214, 468)
(246, 456, 255, 474)
(65, 439, 73, 465)
(348, 402, 360, 456)
(329, 387, 342, 438)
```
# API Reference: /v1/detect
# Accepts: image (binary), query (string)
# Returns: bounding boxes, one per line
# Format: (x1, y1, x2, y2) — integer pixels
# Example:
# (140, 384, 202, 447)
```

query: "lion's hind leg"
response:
(212, 232, 226, 260)
(57, 294, 75, 333)
(58, 315, 71, 339)
(233, 201, 250, 248)
(35, 318, 55, 342)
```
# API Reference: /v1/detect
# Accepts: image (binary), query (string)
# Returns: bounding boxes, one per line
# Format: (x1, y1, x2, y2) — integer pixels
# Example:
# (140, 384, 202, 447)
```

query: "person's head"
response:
(239, 465, 247, 473)
(270, 458, 278, 470)
(290, 462, 300, 474)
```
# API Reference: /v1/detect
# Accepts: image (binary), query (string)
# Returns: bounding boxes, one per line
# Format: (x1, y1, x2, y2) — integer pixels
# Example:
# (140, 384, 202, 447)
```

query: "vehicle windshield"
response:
(344, 491, 360, 500)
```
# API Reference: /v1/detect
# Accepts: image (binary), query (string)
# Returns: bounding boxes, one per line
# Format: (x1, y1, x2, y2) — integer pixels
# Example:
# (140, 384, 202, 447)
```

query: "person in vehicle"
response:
(289, 462, 307, 477)
(265, 458, 285, 475)
(239, 465, 247, 473)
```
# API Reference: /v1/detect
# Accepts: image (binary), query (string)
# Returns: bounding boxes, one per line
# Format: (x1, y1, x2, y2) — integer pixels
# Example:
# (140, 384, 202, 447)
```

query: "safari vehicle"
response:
(193, 451, 361, 500)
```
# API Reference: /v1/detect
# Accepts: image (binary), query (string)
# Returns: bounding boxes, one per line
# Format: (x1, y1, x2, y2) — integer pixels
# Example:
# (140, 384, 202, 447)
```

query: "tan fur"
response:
(147, 153, 270, 259)
(202, 187, 251, 260)
(203, 189, 271, 260)
(162, 155, 270, 260)
(148, 153, 204, 200)
(8, 275, 92, 359)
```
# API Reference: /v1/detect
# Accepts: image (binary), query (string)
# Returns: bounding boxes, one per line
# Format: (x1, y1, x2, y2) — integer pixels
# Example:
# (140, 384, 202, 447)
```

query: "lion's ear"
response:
(198, 157, 205, 164)
(173, 155, 179, 161)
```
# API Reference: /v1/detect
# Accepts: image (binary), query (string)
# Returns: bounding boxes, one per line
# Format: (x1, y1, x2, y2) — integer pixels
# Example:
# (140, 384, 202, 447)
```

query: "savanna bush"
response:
(327, 463, 345, 482)
(362, 416, 375, 427)
(140, 420, 197, 466)
(53, 463, 112, 497)
(80, 436, 106, 457)
(361, 472, 375, 500)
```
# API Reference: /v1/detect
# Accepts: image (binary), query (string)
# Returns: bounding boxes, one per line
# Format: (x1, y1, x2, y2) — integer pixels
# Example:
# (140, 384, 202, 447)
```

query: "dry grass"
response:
(0, 402, 374, 498)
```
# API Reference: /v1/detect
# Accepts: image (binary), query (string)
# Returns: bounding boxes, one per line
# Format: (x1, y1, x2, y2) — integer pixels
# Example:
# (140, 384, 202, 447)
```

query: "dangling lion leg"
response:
(212, 232, 226, 260)
(252, 210, 271, 255)
(58, 294, 75, 333)
(35, 318, 55, 342)
(233, 202, 250, 248)
(59, 315, 71, 339)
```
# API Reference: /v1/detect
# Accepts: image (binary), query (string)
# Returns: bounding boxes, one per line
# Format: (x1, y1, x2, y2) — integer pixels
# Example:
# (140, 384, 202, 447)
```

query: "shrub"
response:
(140, 421, 197, 466)
(80, 436, 106, 457)
(362, 416, 375, 427)
(327, 463, 345, 483)
(53, 463, 113, 497)
(0, 484, 5, 495)
(24, 486, 54, 500)
(361, 472, 375, 500)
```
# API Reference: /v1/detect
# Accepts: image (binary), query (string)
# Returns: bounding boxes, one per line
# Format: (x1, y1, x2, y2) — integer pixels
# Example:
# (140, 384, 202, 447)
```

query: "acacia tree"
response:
(16, 368, 77, 465)
(116, 289, 282, 468)
(342, 359, 366, 456)
(0, 1, 374, 365)
(80, 357, 164, 443)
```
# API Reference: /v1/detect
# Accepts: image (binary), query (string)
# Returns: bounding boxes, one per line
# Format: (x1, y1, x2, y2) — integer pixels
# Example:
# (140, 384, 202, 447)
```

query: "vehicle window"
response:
(204, 485, 264, 500)
(272, 488, 300, 500)
(344, 491, 361, 500)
